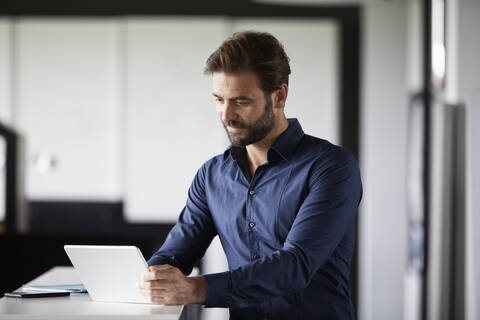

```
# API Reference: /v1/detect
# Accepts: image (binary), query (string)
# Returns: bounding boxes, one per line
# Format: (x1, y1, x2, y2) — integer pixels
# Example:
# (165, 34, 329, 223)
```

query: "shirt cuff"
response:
(147, 255, 176, 267)
(202, 271, 233, 307)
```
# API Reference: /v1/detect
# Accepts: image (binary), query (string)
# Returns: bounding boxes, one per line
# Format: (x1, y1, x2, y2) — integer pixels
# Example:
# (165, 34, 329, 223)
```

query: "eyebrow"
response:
(212, 94, 254, 101)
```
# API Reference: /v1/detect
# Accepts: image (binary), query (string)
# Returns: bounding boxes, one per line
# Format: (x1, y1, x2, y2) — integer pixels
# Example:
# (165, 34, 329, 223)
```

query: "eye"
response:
(235, 100, 250, 106)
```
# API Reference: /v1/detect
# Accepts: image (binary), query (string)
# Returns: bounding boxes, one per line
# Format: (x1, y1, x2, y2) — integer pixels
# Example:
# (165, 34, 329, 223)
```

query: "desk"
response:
(0, 266, 191, 320)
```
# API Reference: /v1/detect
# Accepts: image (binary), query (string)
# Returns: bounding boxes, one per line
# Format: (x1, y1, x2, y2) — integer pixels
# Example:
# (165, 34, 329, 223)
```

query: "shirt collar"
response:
(223, 118, 305, 163)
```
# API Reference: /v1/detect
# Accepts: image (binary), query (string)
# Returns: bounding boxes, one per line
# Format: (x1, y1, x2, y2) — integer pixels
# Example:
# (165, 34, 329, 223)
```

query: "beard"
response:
(222, 96, 275, 147)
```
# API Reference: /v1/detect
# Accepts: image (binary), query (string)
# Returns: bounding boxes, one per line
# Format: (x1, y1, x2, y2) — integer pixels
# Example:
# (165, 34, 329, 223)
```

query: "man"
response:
(137, 31, 362, 320)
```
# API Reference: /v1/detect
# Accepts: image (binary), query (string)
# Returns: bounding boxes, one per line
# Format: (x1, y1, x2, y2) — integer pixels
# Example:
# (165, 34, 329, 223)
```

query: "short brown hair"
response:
(204, 30, 291, 94)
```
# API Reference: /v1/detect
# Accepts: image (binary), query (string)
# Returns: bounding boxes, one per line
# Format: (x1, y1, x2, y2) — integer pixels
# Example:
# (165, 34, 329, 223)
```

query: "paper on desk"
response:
(22, 284, 87, 293)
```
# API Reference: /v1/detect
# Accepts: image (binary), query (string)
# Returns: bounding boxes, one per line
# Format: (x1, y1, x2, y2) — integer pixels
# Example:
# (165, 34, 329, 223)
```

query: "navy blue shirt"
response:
(148, 119, 362, 320)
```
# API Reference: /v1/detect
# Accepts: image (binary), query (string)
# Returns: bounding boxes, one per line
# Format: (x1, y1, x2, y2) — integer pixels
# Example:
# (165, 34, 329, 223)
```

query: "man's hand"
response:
(137, 264, 207, 305)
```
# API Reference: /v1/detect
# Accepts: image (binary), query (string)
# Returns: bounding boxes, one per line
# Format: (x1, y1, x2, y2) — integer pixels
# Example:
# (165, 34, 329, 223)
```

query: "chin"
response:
(229, 135, 243, 145)
(230, 138, 247, 147)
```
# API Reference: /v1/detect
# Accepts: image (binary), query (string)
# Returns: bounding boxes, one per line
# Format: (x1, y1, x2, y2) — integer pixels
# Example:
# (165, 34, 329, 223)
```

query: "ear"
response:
(273, 83, 289, 109)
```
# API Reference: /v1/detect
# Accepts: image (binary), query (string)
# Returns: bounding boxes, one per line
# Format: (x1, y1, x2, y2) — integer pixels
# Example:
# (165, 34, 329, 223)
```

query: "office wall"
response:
(14, 18, 123, 201)
(123, 17, 228, 222)
(359, 2, 409, 320)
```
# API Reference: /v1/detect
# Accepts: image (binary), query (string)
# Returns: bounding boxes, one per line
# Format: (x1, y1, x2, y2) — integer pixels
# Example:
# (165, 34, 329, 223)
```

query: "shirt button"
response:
(249, 190, 255, 196)
(253, 254, 260, 259)
(249, 221, 255, 228)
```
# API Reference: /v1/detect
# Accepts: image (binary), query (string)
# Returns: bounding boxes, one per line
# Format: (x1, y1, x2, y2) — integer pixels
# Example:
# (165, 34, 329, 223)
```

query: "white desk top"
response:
(0, 267, 184, 320)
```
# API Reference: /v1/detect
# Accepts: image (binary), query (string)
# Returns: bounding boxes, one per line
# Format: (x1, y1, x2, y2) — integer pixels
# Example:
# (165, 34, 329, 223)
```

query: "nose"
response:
(221, 100, 236, 123)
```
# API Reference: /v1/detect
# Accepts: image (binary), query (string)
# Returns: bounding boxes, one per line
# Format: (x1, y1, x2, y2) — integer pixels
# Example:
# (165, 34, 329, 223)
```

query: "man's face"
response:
(212, 71, 275, 147)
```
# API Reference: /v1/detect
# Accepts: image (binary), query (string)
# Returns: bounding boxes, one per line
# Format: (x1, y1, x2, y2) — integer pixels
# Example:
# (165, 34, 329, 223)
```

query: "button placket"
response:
(246, 166, 267, 264)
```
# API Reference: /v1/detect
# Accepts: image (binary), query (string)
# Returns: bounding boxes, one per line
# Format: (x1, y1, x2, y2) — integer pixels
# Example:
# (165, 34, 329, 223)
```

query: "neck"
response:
(246, 117, 289, 174)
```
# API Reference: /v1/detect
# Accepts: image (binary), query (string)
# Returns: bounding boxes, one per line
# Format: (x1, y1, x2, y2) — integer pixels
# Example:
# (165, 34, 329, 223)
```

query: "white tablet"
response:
(64, 245, 150, 304)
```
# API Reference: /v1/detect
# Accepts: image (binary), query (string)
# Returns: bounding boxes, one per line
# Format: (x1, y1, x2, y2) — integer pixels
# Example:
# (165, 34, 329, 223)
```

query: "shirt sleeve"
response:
(202, 148, 362, 308)
(147, 163, 217, 276)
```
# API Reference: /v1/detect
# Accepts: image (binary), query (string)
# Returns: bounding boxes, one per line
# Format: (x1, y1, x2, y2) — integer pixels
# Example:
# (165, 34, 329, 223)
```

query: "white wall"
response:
(15, 18, 123, 200)
(359, 2, 409, 320)
(123, 17, 228, 222)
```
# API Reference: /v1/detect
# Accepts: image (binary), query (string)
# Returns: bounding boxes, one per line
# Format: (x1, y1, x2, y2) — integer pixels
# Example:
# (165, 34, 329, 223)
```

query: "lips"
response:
(227, 126, 245, 133)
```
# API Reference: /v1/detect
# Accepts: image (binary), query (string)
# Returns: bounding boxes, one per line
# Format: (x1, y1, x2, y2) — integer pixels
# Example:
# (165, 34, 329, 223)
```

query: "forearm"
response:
(147, 212, 217, 274)
(202, 244, 312, 308)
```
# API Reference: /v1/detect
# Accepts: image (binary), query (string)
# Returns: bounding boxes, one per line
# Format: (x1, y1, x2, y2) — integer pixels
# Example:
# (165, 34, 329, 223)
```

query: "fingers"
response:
(139, 290, 167, 305)
(150, 296, 166, 304)
(138, 286, 185, 305)
(149, 293, 187, 305)
(142, 268, 176, 282)
(138, 288, 167, 297)
(137, 279, 175, 290)
(137, 265, 188, 306)
(142, 272, 159, 282)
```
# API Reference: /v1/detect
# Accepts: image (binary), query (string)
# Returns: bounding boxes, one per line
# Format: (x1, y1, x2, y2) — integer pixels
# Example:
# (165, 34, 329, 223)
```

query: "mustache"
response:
(224, 120, 247, 129)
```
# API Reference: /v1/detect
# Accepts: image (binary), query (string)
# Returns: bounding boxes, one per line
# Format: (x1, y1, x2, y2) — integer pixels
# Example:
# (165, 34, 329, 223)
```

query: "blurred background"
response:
(0, 0, 478, 319)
